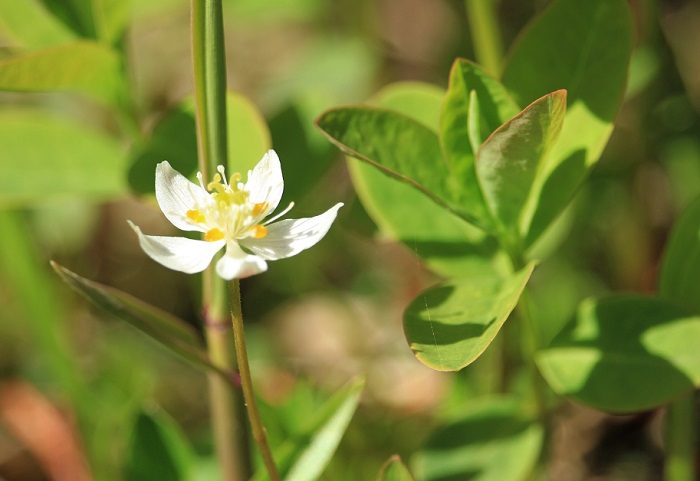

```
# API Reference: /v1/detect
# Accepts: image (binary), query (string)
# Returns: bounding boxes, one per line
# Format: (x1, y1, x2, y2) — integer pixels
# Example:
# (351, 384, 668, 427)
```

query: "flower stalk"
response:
(191, 1, 249, 480)
(229, 280, 282, 481)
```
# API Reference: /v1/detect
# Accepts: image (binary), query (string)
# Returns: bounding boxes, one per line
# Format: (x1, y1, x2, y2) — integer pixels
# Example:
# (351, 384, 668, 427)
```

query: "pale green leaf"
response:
(502, 0, 633, 247)
(0, 110, 127, 207)
(0, 41, 124, 102)
(404, 263, 534, 371)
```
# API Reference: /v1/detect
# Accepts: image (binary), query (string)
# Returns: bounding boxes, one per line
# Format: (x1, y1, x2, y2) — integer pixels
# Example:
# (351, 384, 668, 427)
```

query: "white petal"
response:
(240, 203, 343, 260)
(245, 150, 284, 213)
(216, 242, 268, 280)
(155, 161, 208, 232)
(129, 221, 224, 274)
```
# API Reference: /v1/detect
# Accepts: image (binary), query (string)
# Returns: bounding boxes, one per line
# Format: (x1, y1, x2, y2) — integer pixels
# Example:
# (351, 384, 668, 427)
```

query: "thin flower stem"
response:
(665, 393, 696, 481)
(229, 280, 282, 481)
(465, 0, 504, 76)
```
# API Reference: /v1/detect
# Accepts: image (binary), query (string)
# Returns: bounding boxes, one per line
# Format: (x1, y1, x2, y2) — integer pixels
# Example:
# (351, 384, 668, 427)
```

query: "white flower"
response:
(129, 150, 343, 279)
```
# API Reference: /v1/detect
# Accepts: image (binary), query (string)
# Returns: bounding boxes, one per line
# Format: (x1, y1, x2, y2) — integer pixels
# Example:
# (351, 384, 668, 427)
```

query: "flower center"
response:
(189, 166, 269, 242)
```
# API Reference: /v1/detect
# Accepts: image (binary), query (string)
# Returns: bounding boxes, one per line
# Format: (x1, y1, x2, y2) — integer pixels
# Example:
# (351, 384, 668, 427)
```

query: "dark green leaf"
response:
(377, 456, 414, 481)
(404, 262, 534, 371)
(0, 41, 123, 102)
(414, 399, 543, 481)
(537, 295, 700, 412)
(476, 90, 566, 243)
(51, 262, 234, 383)
(0, 110, 126, 207)
(125, 409, 194, 481)
(659, 195, 700, 313)
(502, 0, 633, 247)
(129, 92, 270, 193)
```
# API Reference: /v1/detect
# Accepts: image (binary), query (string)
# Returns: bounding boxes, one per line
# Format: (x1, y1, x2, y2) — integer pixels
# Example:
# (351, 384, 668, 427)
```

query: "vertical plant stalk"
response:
(666, 394, 696, 481)
(192, 1, 250, 480)
(229, 280, 282, 481)
(465, 0, 504, 76)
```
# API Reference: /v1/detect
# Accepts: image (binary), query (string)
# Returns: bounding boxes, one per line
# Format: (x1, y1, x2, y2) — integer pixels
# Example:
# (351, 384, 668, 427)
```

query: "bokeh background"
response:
(1, 0, 699, 480)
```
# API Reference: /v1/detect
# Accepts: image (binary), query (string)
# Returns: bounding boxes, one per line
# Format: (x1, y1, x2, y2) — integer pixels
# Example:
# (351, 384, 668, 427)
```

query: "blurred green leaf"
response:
(404, 262, 534, 372)
(377, 456, 414, 481)
(51, 262, 234, 383)
(502, 0, 632, 248)
(129, 91, 270, 193)
(413, 399, 543, 481)
(0, 110, 127, 207)
(537, 296, 700, 412)
(0, 0, 76, 49)
(125, 409, 194, 481)
(440, 59, 520, 231)
(93, 0, 131, 45)
(253, 378, 364, 481)
(0, 41, 123, 102)
(659, 195, 700, 313)
(284, 378, 364, 481)
(345, 82, 507, 278)
(476, 90, 566, 245)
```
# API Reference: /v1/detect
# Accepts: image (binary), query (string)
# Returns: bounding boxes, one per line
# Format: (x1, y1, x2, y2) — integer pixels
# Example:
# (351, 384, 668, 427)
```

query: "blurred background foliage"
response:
(0, 0, 699, 480)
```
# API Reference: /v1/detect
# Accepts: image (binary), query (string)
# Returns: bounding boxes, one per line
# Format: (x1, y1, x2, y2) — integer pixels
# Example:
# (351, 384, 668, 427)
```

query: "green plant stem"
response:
(465, 0, 504, 76)
(229, 280, 282, 481)
(192, 1, 250, 480)
(665, 393, 696, 481)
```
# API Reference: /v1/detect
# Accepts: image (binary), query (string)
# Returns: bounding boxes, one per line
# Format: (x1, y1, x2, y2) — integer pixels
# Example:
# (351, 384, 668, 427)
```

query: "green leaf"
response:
(439, 59, 521, 230)
(252, 378, 364, 481)
(343, 82, 507, 278)
(0, 41, 124, 102)
(93, 0, 131, 45)
(125, 409, 194, 481)
(536, 295, 700, 412)
(414, 399, 543, 481)
(476, 90, 567, 244)
(377, 456, 414, 481)
(0, 110, 127, 207)
(0, 0, 76, 49)
(284, 378, 364, 481)
(404, 262, 534, 372)
(50, 262, 234, 383)
(502, 0, 633, 247)
(659, 195, 700, 313)
(317, 107, 467, 218)
(129, 91, 271, 193)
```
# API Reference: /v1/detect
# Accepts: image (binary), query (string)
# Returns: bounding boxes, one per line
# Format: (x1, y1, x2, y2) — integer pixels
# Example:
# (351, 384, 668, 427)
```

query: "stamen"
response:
(205, 228, 225, 242)
(217, 165, 228, 186)
(264, 202, 295, 225)
(186, 209, 206, 223)
(250, 225, 268, 238)
(196, 172, 206, 190)
(253, 202, 269, 216)
(207, 173, 222, 191)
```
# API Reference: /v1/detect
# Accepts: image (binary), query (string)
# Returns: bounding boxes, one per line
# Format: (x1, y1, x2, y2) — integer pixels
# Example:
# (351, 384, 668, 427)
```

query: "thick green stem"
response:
(465, 0, 504, 76)
(192, 1, 249, 480)
(665, 393, 696, 481)
(229, 280, 282, 481)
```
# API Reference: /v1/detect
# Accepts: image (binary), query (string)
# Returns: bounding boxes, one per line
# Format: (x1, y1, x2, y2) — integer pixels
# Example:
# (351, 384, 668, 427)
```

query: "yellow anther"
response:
(251, 225, 268, 239)
(205, 228, 225, 242)
(230, 172, 242, 184)
(253, 202, 268, 216)
(186, 209, 206, 223)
